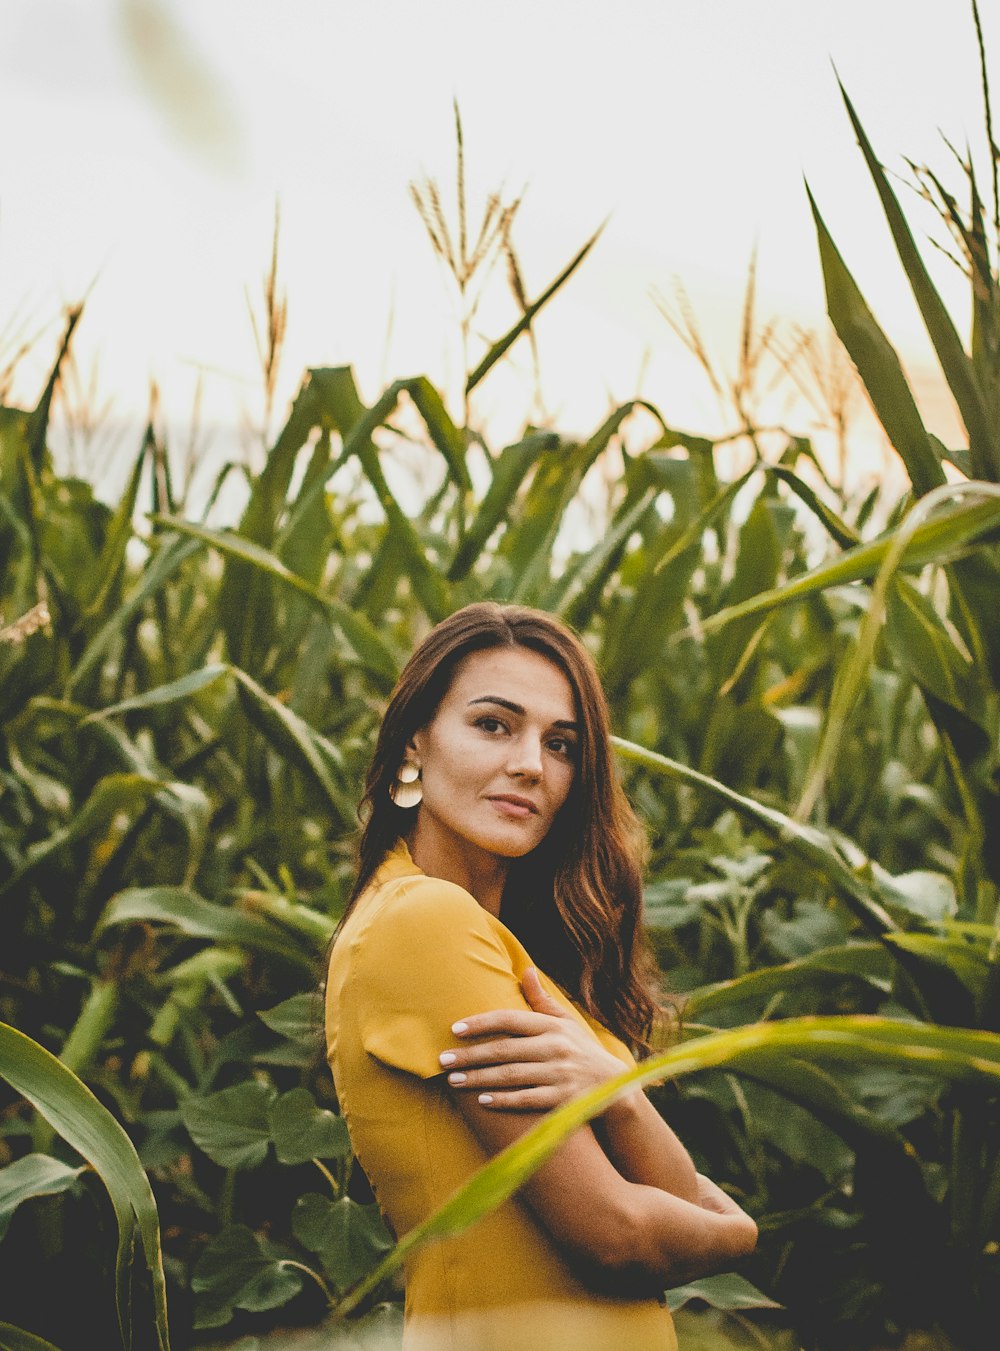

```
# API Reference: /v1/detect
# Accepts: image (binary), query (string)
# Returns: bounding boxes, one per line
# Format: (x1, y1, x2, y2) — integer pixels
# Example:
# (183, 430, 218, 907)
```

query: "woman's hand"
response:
(693, 1173, 758, 1264)
(438, 968, 631, 1111)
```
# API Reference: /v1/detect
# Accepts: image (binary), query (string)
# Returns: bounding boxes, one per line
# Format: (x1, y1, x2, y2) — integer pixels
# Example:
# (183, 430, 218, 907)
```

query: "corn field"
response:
(3, 67, 1000, 1351)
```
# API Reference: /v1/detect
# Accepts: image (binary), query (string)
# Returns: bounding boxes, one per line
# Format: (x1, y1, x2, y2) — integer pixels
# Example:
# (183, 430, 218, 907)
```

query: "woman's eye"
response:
(476, 716, 506, 734)
(548, 737, 577, 759)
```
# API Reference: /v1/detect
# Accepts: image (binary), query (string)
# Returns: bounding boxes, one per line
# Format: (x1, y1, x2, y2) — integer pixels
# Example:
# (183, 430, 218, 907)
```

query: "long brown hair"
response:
(340, 602, 660, 1052)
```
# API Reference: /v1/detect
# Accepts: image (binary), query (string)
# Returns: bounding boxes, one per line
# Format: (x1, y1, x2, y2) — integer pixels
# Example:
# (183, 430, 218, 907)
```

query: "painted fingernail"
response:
(448, 1072, 467, 1085)
(439, 1052, 456, 1066)
(451, 1021, 468, 1034)
(478, 1093, 493, 1105)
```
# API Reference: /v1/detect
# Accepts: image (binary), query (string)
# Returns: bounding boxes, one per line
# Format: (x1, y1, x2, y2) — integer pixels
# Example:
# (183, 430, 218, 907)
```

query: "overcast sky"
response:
(1, 1, 996, 500)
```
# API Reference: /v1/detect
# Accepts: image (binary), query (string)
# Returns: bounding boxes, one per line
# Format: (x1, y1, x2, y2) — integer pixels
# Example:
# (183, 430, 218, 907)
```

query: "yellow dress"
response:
(325, 840, 678, 1351)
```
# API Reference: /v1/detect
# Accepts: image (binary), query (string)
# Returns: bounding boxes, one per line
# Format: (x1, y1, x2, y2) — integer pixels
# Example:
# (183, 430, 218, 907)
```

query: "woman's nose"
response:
(509, 734, 543, 779)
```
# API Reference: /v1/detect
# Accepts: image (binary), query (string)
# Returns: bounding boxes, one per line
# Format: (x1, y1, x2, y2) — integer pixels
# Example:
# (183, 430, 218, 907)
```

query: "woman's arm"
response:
(450, 1087, 757, 1293)
(441, 968, 701, 1203)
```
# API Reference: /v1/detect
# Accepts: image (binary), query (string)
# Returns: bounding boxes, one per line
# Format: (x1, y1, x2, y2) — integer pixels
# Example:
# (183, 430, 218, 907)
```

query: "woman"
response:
(325, 602, 756, 1350)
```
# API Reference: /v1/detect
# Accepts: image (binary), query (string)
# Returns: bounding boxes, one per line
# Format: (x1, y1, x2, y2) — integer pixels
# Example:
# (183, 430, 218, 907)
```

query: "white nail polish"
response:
(448, 1072, 466, 1084)
(478, 1093, 493, 1105)
(452, 1021, 468, 1034)
(439, 1052, 456, 1065)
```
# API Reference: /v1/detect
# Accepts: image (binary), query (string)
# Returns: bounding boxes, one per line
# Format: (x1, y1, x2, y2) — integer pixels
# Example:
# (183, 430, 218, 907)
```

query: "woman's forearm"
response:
(595, 1089, 700, 1204)
(618, 1180, 758, 1288)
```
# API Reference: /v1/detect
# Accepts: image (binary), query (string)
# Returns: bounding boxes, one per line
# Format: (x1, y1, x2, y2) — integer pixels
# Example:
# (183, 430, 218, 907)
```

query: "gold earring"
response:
(389, 758, 422, 808)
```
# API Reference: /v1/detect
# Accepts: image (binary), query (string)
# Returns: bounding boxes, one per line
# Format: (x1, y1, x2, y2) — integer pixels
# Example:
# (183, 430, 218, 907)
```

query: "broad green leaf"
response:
(839, 82, 1000, 481)
(0, 1154, 84, 1241)
(666, 1272, 782, 1313)
(466, 224, 604, 393)
(0, 1022, 169, 1351)
(181, 1082, 276, 1170)
(695, 492, 1000, 639)
(807, 183, 945, 497)
(258, 993, 324, 1044)
(96, 887, 312, 969)
(191, 1225, 303, 1330)
(877, 869, 957, 923)
(267, 1089, 350, 1165)
(291, 1193, 392, 1295)
(612, 737, 897, 936)
(333, 1015, 1000, 1315)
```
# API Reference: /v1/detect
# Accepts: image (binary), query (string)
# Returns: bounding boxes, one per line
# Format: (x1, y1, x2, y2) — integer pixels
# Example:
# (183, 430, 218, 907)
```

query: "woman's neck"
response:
(407, 824, 508, 917)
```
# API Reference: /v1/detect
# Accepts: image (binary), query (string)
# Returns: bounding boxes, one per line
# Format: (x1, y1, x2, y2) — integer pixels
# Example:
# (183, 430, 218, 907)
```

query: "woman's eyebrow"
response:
(467, 695, 578, 730)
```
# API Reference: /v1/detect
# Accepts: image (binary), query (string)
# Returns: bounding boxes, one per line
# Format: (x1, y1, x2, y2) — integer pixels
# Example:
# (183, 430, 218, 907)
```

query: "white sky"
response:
(1, 0, 996, 504)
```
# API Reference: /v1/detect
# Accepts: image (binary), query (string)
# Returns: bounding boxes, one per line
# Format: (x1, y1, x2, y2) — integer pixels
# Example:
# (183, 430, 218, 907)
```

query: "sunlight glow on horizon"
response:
(1, 0, 995, 509)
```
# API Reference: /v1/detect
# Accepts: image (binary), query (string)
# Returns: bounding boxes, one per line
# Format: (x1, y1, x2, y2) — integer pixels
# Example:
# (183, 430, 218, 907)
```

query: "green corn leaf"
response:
(883, 933, 991, 1003)
(405, 376, 471, 493)
(503, 402, 658, 604)
(96, 887, 313, 969)
(83, 439, 149, 617)
(229, 666, 352, 818)
(806, 182, 945, 497)
(796, 483, 1000, 821)
(66, 532, 203, 695)
(83, 664, 230, 719)
(0, 1154, 85, 1242)
(885, 575, 988, 724)
(466, 224, 605, 393)
(684, 943, 891, 1018)
(612, 737, 897, 936)
(0, 1322, 63, 1351)
(333, 1015, 1000, 1316)
(0, 773, 163, 900)
(769, 464, 860, 549)
(839, 82, 1000, 482)
(0, 1022, 170, 1351)
(447, 431, 558, 580)
(553, 487, 658, 625)
(694, 492, 1000, 638)
(334, 382, 451, 622)
(147, 518, 397, 685)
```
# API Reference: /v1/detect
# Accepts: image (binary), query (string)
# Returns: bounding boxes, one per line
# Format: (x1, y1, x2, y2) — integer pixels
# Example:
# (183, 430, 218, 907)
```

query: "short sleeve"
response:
(347, 875, 527, 1079)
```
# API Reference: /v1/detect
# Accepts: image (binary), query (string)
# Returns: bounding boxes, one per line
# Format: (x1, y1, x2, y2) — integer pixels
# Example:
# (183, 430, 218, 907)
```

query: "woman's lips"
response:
(487, 795, 537, 819)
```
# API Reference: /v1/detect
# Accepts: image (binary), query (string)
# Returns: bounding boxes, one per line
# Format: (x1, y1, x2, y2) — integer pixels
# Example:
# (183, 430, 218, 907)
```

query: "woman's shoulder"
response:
(348, 850, 494, 949)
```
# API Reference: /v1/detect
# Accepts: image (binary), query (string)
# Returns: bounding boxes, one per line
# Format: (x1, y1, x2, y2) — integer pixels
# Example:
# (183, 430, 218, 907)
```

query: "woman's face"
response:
(409, 645, 579, 876)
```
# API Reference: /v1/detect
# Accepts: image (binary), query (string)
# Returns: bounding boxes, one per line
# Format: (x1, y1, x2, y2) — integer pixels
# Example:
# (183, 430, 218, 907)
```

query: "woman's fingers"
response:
(520, 966, 567, 1015)
(440, 1035, 561, 1071)
(450, 1008, 555, 1040)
